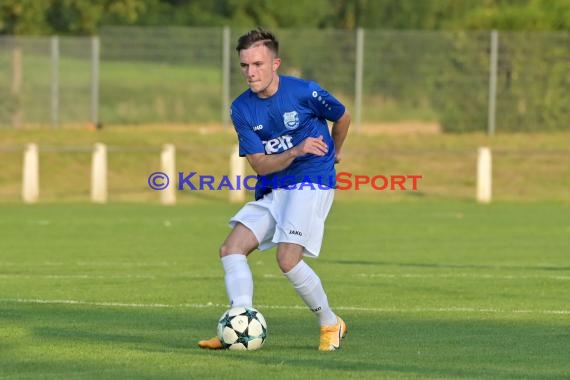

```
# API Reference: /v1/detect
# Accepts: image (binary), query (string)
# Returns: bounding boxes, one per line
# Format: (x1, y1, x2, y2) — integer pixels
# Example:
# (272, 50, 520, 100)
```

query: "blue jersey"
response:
(230, 76, 346, 200)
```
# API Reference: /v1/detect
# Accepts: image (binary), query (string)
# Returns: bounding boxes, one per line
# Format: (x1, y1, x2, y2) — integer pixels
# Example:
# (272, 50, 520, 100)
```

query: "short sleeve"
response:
(306, 81, 346, 122)
(230, 105, 265, 157)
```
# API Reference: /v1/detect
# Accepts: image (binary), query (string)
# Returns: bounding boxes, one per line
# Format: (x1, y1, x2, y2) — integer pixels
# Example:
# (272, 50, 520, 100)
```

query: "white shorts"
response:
(229, 188, 335, 257)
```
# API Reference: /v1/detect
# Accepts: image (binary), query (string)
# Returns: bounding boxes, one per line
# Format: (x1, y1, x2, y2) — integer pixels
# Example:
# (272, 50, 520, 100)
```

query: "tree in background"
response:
(1, 0, 567, 131)
(457, 0, 570, 30)
(1, 0, 569, 35)
(0, 0, 150, 35)
(329, 0, 570, 30)
(0, 0, 51, 34)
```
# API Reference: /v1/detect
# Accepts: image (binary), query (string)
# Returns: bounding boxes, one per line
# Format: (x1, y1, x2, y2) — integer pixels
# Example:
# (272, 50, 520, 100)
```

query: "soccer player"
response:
(198, 27, 351, 351)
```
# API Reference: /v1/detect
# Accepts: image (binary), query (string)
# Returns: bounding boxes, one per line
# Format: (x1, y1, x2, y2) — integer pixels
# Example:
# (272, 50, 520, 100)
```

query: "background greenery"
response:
(1, 27, 568, 132)
(2, 0, 570, 35)
(1, 1, 569, 131)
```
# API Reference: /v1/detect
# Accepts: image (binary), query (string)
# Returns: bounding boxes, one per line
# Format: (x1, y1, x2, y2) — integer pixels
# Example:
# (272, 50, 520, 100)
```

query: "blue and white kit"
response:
(229, 75, 346, 256)
(230, 75, 346, 200)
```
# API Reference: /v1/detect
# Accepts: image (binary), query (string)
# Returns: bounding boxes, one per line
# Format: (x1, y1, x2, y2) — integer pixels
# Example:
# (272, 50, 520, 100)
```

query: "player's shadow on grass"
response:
(3, 303, 207, 352)
(1, 302, 227, 377)
(4, 302, 569, 379)
(203, 315, 570, 379)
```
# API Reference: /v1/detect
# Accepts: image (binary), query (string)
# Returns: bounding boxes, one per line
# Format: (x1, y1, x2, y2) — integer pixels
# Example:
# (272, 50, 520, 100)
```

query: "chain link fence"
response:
(0, 27, 568, 132)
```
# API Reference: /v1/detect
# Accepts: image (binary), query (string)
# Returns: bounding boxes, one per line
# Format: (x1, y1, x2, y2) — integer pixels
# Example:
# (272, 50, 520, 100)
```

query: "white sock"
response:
(283, 260, 338, 326)
(221, 254, 253, 308)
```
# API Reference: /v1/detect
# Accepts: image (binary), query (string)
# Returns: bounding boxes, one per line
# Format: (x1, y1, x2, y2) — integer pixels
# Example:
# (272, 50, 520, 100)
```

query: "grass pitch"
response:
(0, 201, 569, 379)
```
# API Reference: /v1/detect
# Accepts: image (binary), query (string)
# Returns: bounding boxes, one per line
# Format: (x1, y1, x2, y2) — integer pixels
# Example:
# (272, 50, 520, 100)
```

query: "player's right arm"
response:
(231, 103, 328, 176)
(246, 136, 328, 176)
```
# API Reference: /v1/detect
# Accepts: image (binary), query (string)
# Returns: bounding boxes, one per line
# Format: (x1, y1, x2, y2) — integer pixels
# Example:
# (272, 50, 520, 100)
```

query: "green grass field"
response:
(1, 201, 569, 379)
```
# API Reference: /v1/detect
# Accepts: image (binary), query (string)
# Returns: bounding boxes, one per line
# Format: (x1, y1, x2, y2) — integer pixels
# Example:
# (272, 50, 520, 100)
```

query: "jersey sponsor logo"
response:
(283, 111, 300, 130)
(253, 124, 263, 131)
(262, 135, 293, 154)
(289, 229, 303, 236)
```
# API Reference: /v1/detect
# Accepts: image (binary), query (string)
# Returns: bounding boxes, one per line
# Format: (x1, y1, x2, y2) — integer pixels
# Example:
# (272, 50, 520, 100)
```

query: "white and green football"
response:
(217, 306, 268, 350)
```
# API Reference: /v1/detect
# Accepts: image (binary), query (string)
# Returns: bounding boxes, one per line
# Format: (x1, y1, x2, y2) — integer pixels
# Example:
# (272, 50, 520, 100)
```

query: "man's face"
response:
(239, 43, 281, 98)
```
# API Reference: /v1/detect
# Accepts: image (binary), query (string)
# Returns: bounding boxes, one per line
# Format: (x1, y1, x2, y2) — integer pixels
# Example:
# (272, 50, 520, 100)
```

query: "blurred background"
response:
(0, 0, 569, 202)
(1, 0, 569, 131)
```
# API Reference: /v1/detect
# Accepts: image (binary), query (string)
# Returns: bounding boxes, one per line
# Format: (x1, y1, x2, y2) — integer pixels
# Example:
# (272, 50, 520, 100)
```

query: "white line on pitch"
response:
(0, 273, 220, 280)
(356, 273, 570, 281)
(0, 274, 157, 279)
(1, 272, 568, 281)
(0, 298, 568, 315)
(0, 261, 180, 267)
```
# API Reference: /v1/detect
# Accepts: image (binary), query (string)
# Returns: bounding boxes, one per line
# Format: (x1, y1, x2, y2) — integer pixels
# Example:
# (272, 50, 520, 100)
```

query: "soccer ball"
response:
(217, 306, 267, 350)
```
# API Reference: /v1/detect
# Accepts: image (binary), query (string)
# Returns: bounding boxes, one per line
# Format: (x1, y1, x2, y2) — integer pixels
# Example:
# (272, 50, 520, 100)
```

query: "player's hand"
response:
(294, 135, 328, 157)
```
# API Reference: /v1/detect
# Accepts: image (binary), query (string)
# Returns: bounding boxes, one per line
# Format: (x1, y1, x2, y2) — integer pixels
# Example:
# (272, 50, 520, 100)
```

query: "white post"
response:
(22, 143, 39, 204)
(91, 36, 100, 127)
(11, 42, 23, 128)
(229, 145, 245, 203)
(91, 143, 107, 203)
(51, 36, 59, 128)
(160, 144, 176, 205)
(222, 26, 231, 128)
(488, 30, 498, 136)
(477, 147, 492, 204)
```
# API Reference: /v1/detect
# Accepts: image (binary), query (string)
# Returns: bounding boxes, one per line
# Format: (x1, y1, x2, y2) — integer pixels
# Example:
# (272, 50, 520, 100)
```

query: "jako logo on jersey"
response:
(283, 111, 299, 130)
(289, 230, 303, 236)
(253, 124, 263, 131)
(262, 135, 293, 154)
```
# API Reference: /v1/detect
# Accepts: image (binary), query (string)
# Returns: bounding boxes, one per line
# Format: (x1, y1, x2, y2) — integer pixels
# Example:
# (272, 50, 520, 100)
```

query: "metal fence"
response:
(1, 27, 568, 132)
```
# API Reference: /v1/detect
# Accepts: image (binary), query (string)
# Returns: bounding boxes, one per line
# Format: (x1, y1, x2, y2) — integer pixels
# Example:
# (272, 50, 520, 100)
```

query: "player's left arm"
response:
(331, 110, 351, 164)
(306, 81, 351, 163)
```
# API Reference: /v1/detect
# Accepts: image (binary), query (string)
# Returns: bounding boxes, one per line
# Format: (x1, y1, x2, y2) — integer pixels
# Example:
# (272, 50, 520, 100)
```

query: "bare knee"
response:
(277, 256, 301, 273)
(219, 243, 247, 258)
(219, 223, 259, 259)
(219, 244, 229, 258)
(276, 243, 304, 273)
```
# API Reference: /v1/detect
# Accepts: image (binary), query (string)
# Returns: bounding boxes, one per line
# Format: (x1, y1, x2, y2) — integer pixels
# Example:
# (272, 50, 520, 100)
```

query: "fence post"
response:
(11, 40, 23, 129)
(22, 143, 39, 204)
(477, 147, 492, 203)
(91, 36, 100, 128)
(51, 36, 59, 128)
(229, 145, 245, 203)
(160, 144, 176, 205)
(487, 30, 498, 136)
(91, 143, 107, 203)
(354, 27, 364, 133)
(222, 26, 231, 128)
